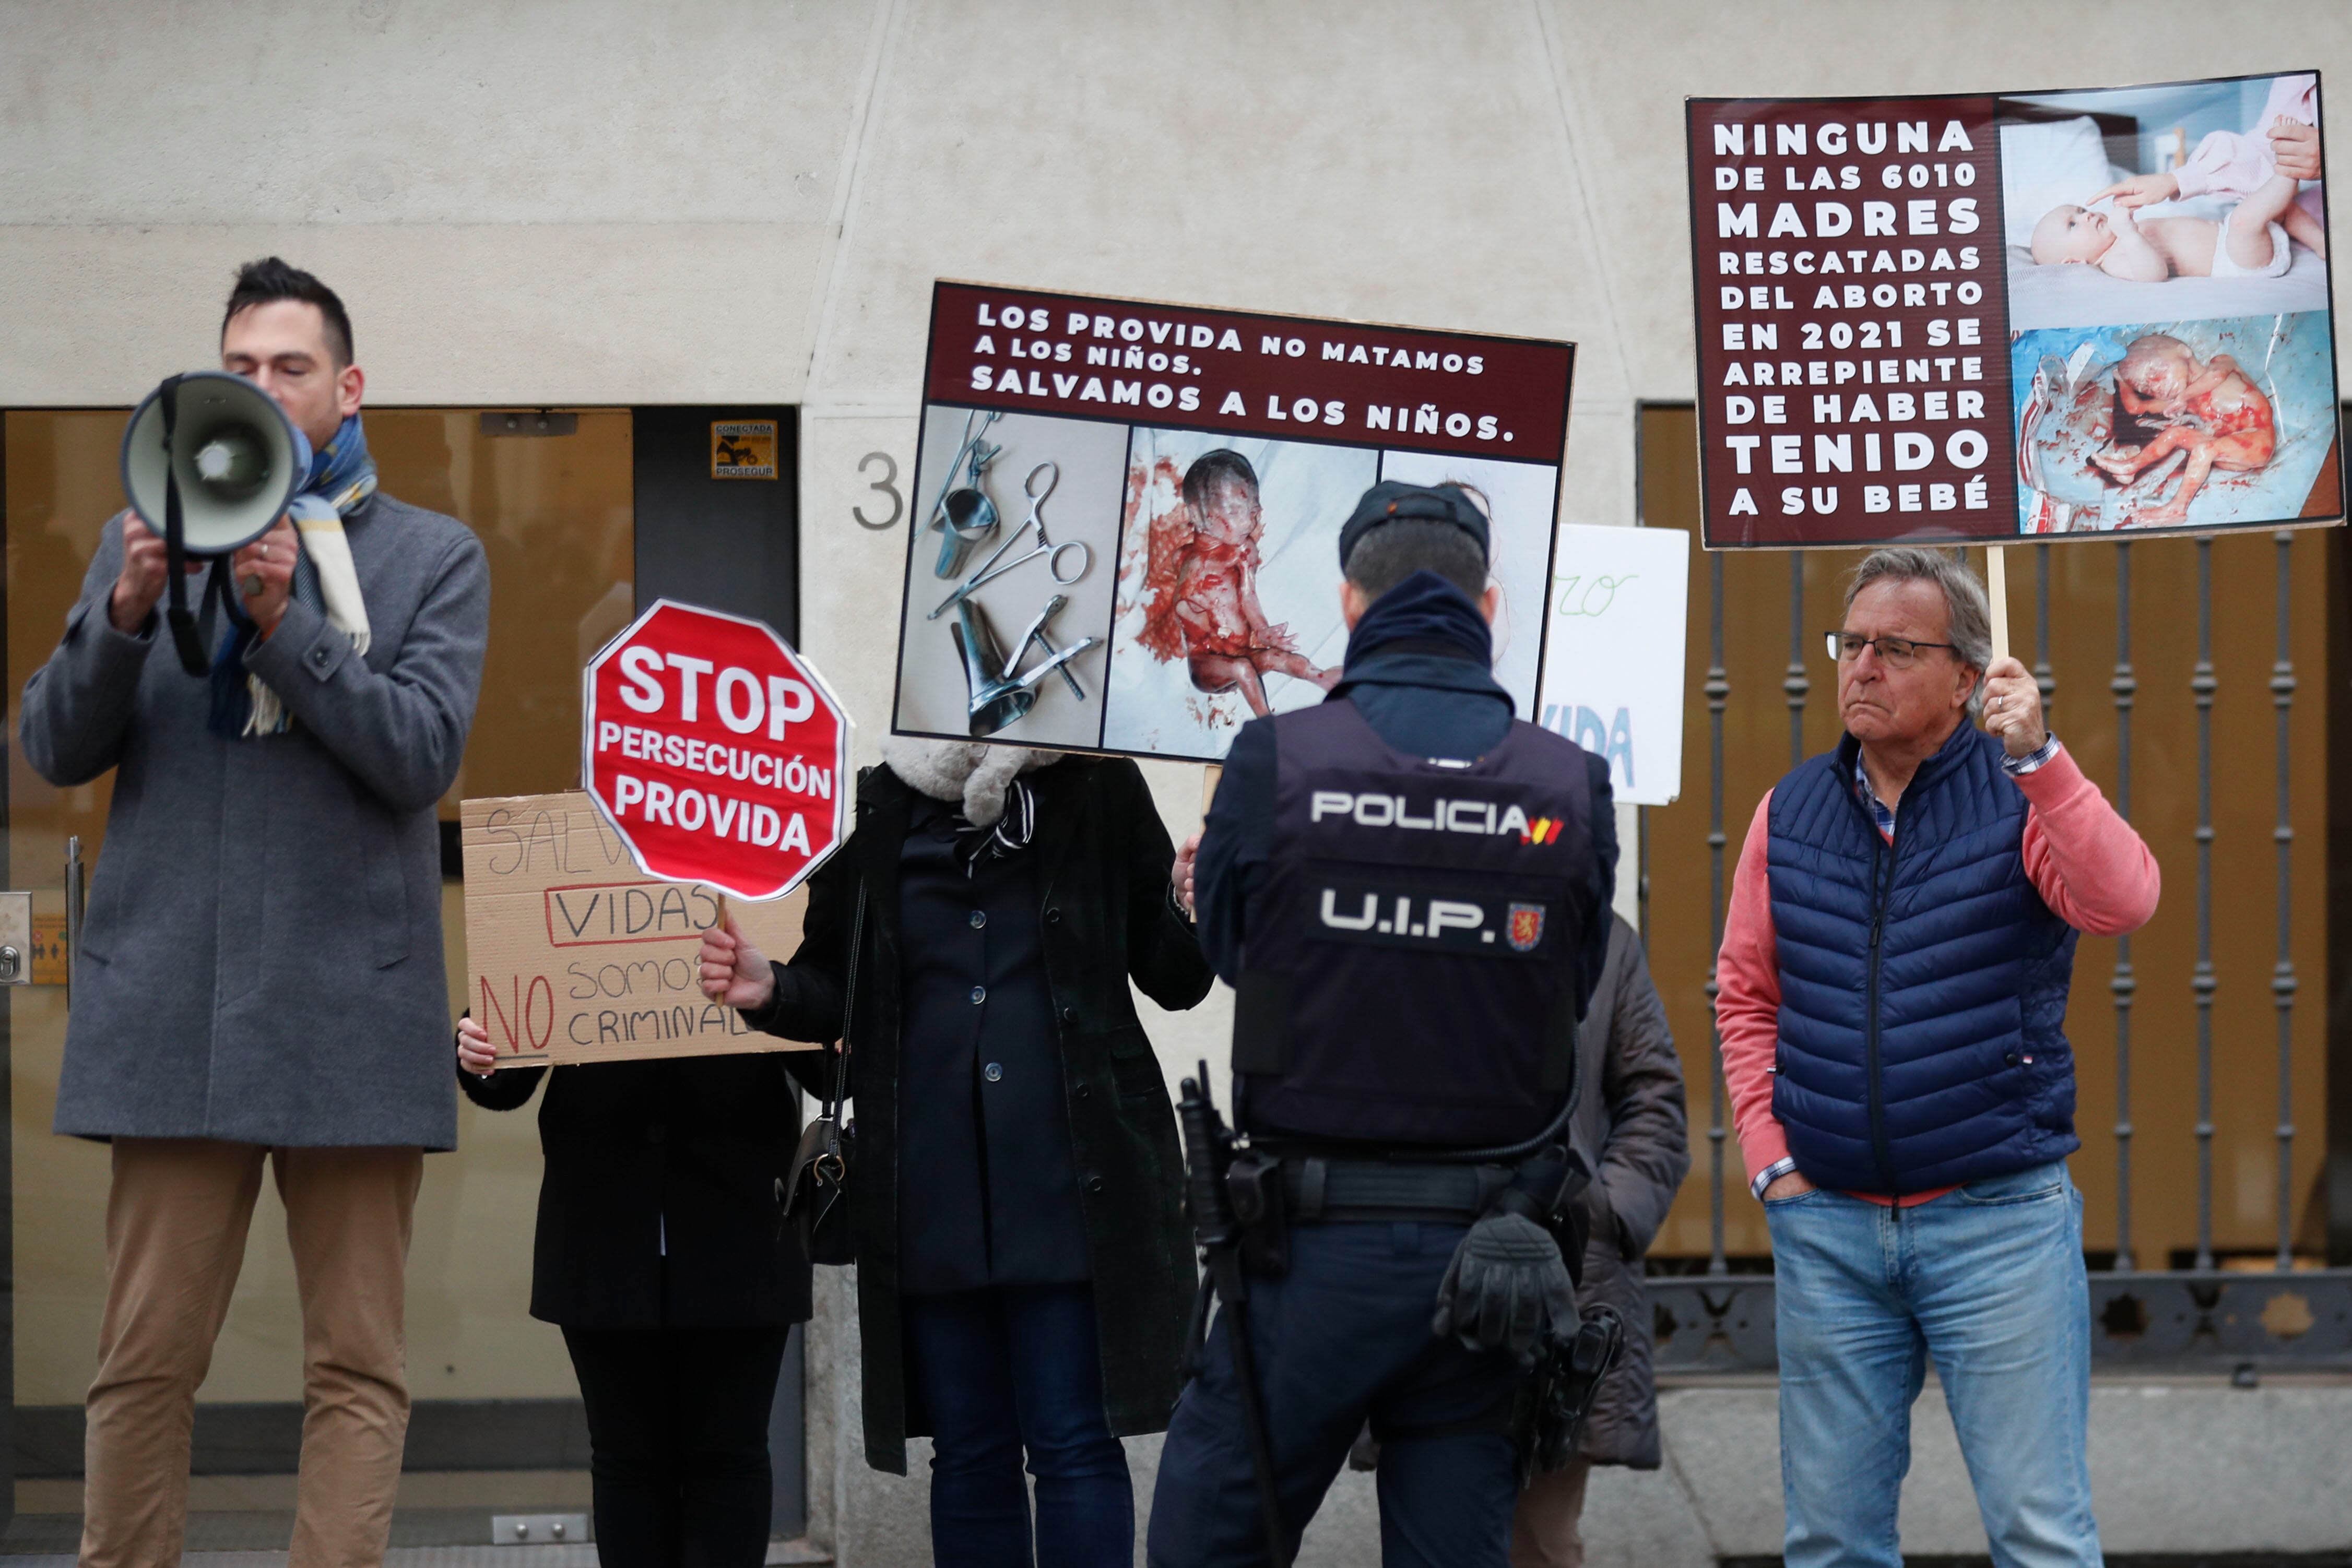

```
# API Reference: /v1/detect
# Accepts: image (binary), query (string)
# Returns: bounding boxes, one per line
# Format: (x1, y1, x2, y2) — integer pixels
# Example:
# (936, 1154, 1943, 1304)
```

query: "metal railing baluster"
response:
(1706, 553, 1729, 1276)
(2193, 537, 2217, 1275)
(2273, 532, 2299, 1270)
(2111, 542, 2136, 1273)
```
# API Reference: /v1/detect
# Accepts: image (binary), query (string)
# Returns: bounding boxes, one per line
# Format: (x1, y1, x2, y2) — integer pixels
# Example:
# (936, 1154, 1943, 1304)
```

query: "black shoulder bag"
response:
(784, 884, 865, 1266)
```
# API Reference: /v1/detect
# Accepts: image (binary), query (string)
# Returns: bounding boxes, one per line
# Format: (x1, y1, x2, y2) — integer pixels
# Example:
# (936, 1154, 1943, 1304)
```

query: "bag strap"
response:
(825, 883, 868, 1119)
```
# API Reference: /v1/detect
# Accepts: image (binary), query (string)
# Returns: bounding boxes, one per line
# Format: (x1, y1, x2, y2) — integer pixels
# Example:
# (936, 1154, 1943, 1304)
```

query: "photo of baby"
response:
(2029, 168, 2318, 282)
(1133, 447, 1344, 720)
(1100, 432, 1370, 759)
(2001, 73, 2330, 330)
(2091, 335, 2276, 526)
(2011, 313, 2338, 533)
(1095, 432, 1561, 762)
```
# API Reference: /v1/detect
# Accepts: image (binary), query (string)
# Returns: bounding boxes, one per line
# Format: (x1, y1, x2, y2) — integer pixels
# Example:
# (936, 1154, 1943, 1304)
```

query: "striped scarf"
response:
(876, 735, 1056, 874)
(208, 414, 378, 738)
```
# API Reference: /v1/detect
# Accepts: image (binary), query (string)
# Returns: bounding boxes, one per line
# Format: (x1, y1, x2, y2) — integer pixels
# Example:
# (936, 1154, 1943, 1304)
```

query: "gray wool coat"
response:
(1565, 915, 1692, 1468)
(20, 492, 489, 1150)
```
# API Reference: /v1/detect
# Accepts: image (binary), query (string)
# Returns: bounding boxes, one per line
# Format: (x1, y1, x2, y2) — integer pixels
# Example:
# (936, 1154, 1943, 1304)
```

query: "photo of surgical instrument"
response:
(895, 406, 1129, 751)
(933, 459, 1100, 733)
(950, 596, 1099, 737)
(1003, 592, 1088, 702)
(926, 407, 1004, 578)
(929, 460, 1091, 621)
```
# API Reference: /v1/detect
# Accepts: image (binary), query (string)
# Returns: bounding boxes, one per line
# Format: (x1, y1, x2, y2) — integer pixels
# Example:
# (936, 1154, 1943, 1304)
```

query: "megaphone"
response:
(118, 372, 312, 676)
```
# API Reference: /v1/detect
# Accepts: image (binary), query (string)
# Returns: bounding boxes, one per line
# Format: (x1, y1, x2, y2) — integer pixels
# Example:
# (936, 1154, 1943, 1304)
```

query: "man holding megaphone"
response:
(20, 258, 489, 1568)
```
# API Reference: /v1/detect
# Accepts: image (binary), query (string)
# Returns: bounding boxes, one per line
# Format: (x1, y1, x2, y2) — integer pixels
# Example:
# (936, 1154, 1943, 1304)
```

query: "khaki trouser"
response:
(81, 1138, 423, 1568)
(1509, 1454, 1592, 1568)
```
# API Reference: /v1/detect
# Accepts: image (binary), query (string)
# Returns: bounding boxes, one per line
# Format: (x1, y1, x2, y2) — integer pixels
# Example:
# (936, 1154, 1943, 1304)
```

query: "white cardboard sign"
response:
(1535, 525, 1690, 807)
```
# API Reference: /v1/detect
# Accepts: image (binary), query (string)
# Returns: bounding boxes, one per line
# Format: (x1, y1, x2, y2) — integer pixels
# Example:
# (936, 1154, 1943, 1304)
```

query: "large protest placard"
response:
(1687, 72, 2341, 548)
(891, 281, 1575, 764)
(462, 792, 816, 1067)
(1537, 525, 1690, 806)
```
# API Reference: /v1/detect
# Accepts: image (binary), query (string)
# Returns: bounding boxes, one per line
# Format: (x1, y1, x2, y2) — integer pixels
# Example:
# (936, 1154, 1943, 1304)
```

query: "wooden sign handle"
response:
(1201, 764, 1223, 817)
(1986, 544, 2010, 666)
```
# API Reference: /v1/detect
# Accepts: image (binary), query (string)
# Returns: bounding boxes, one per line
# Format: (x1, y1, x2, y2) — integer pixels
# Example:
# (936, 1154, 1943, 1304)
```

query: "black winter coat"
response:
(459, 1052, 817, 1328)
(1565, 916, 1691, 1468)
(748, 756, 1214, 1474)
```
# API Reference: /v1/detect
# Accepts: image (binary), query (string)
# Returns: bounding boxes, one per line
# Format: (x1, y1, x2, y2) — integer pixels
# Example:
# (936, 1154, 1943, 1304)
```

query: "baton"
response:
(1178, 1066, 1289, 1568)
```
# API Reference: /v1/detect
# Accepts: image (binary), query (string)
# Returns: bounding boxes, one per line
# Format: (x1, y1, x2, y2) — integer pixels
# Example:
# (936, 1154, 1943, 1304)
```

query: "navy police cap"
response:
(1337, 481, 1491, 570)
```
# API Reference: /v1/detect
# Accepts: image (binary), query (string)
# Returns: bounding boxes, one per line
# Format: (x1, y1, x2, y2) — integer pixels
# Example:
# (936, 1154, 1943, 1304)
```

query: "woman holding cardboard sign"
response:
(698, 737, 1212, 1568)
(453, 1020, 820, 1567)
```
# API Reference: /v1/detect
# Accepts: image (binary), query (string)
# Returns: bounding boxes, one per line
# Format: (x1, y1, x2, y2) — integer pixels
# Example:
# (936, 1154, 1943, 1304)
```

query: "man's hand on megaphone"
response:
(233, 517, 299, 637)
(109, 511, 198, 635)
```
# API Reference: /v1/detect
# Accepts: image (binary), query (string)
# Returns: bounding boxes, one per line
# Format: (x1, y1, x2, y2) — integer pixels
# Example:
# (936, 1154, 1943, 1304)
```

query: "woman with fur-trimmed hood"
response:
(700, 737, 1212, 1566)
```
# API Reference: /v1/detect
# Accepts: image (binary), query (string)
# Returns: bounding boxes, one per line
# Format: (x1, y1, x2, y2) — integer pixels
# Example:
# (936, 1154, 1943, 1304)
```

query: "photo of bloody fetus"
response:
(1138, 450, 1340, 717)
(2094, 333, 2277, 527)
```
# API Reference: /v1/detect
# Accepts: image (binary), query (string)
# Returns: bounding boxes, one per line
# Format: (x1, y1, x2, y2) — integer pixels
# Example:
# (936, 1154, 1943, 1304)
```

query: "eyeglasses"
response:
(1824, 632, 1961, 669)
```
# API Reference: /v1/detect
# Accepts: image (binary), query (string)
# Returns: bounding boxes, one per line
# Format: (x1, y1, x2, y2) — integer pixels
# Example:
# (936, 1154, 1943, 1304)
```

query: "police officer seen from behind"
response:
(1147, 482, 1617, 1568)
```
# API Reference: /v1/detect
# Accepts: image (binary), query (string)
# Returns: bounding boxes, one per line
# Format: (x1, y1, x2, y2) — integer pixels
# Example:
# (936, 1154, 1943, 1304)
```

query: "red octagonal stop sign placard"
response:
(582, 600, 852, 902)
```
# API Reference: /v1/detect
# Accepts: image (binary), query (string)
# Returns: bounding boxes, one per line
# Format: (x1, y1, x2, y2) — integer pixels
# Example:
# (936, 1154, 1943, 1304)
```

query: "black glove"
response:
(1430, 1211, 1576, 1367)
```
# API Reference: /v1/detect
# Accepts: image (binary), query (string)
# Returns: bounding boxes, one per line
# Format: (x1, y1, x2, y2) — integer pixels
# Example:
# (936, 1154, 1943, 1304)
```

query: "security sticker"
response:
(711, 421, 779, 480)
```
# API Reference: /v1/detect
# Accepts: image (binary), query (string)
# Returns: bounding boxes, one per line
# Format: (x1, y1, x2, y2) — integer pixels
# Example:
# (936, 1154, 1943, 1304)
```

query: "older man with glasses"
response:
(1715, 547, 2159, 1568)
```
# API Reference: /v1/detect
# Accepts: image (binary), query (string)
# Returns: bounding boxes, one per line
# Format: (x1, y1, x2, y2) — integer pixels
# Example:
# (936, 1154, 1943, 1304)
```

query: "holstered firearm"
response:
(1177, 1064, 1290, 1568)
(1514, 1305, 1625, 1486)
(1226, 1148, 1288, 1276)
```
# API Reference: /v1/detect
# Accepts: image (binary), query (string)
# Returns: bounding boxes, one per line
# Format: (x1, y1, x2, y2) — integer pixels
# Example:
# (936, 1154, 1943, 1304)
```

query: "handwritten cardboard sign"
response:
(1535, 525, 1689, 806)
(462, 791, 818, 1066)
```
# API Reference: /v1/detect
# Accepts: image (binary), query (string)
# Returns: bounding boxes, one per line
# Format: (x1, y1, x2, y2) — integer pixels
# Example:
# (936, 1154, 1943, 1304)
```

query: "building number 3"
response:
(855, 452, 903, 530)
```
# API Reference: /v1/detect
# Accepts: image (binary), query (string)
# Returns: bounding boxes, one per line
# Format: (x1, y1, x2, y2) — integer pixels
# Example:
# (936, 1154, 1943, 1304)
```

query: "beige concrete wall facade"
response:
(9, 1, 2347, 402)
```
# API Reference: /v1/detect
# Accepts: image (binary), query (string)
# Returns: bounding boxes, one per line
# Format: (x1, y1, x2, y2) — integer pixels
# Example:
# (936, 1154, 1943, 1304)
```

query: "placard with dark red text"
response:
(892, 281, 1576, 763)
(1688, 73, 2341, 548)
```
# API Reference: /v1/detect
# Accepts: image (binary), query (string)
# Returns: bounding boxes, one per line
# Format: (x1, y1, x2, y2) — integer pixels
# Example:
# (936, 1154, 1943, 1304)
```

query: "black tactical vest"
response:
(1233, 699, 1602, 1147)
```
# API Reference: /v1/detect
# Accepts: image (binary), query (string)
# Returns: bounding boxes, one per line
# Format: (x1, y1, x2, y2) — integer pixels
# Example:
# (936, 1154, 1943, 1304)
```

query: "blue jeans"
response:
(1767, 1160, 2100, 1568)
(901, 1282, 1131, 1568)
(1148, 1221, 1521, 1568)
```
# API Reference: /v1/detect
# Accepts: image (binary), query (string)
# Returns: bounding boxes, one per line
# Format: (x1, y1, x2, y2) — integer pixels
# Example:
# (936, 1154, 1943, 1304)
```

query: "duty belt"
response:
(1279, 1157, 1512, 1224)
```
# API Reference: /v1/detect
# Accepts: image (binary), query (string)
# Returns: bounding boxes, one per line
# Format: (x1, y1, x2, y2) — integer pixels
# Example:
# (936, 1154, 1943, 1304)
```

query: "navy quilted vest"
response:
(1766, 724, 2079, 1194)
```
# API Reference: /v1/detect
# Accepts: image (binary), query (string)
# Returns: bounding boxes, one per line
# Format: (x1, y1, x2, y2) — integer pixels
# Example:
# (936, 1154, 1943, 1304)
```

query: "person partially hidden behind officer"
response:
(1717, 548, 2159, 1568)
(1355, 908, 1692, 1568)
(1510, 909, 1689, 1568)
(1146, 482, 1618, 1568)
